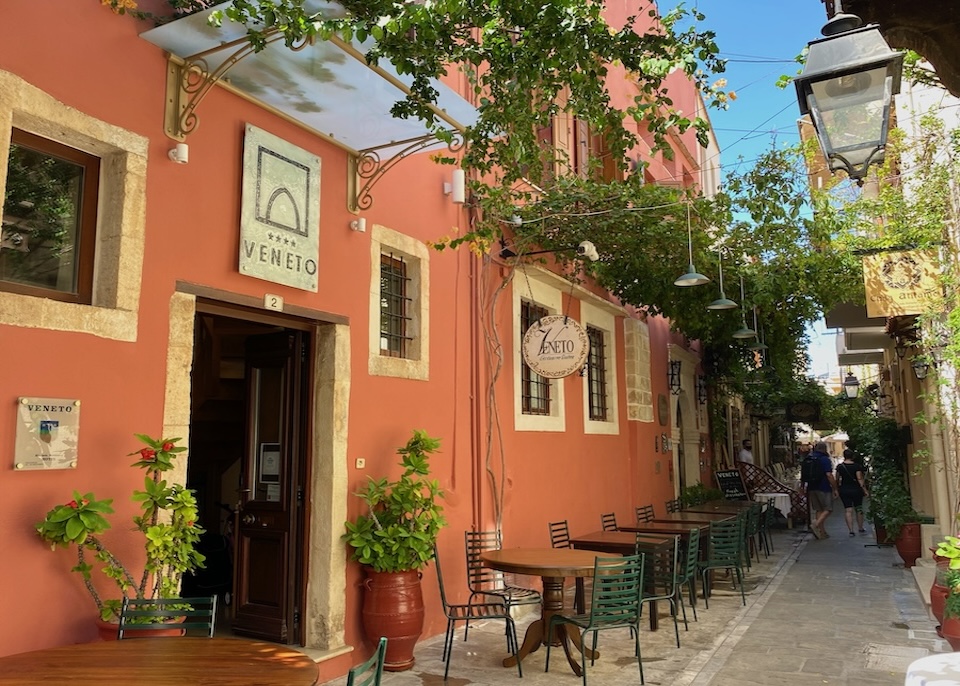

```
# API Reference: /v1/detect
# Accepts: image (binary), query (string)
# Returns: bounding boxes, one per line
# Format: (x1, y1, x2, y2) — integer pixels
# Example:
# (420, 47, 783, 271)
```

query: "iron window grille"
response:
(379, 253, 412, 358)
(520, 300, 551, 415)
(586, 325, 608, 421)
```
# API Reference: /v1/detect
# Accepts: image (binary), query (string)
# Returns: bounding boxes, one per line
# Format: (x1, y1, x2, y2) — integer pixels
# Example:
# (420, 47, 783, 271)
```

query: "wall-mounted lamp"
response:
(498, 239, 600, 262)
(443, 168, 466, 204)
(894, 339, 908, 360)
(842, 370, 860, 399)
(668, 359, 682, 396)
(793, 5, 904, 184)
(168, 142, 189, 164)
(350, 217, 367, 232)
(912, 358, 931, 381)
(696, 375, 708, 405)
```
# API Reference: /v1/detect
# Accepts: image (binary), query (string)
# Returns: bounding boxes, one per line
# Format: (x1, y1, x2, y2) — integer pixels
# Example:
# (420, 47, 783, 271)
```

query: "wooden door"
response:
(232, 331, 307, 642)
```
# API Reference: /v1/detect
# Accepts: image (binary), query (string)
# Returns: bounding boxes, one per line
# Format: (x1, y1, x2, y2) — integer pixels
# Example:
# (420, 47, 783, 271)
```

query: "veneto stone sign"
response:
(239, 124, 321, 292)
(14, 397, 80, 471)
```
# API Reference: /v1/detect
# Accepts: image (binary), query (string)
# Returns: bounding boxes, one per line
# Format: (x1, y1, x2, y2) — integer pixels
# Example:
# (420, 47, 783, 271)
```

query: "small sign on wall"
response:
(14, 397, 80, 471)
(521, 315, 589, 378)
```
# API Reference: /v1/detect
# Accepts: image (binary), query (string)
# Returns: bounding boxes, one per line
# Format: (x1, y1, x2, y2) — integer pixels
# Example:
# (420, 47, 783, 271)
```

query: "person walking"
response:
(738, 438, 754, 465)
(836, 448, 869, 536)
(803, 441, 839, 539)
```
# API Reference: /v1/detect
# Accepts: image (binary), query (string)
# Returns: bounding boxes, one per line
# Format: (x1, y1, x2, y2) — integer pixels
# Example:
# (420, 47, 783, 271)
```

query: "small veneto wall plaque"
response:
(521, 315, 589, 379)
(14, 397, 80, 471)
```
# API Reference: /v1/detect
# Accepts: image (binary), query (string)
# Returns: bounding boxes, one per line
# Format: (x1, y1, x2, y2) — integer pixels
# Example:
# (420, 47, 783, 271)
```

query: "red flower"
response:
(139, 448, 156, 461)
(186, 521, 194, 527)
(66, 500, 78, 509)
(161, 442, 174, 452)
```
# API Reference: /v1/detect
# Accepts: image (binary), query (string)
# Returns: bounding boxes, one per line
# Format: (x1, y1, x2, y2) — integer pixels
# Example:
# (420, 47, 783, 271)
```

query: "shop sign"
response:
(14, 397, 80, 471)
(239, 124, 321, 292)
(863, 249, 939, 318)
(521, 315, 589, 378)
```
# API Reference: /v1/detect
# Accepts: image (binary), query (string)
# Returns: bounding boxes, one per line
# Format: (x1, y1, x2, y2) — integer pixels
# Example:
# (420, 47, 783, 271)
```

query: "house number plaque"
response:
(14, 397, 81, 471)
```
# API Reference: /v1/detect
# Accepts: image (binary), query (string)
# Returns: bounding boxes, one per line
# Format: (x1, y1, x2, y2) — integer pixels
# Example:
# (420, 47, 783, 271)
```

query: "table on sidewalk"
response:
(753, 492, 792, 526)
(0, 637, 319, 685)
(685, 499, 754, 515)
(652, 511, 735, 524)
(480, 547, 616, 676)
(905, 652, 960, 684)
(568, 530, 674, 631)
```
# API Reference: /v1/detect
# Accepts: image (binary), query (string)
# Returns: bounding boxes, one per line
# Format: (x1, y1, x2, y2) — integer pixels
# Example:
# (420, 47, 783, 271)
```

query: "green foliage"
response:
(36, 435, 204, 621)
(343, 430, 446, 573)
(679, 483, 723, 508)
(945, 570, 960, 620)
(937, 536, 960, 571)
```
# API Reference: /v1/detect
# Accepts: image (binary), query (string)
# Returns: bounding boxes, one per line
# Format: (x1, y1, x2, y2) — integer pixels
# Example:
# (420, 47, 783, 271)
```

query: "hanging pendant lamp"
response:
(707, 250, 738, 310)
(674, 205, 710, 287)
(746, 312, 767, 350)
(732, 276, 757, 339)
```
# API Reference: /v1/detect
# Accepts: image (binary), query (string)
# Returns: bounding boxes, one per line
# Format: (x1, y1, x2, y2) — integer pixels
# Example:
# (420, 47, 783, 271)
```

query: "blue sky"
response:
(692, 1, 840, 378)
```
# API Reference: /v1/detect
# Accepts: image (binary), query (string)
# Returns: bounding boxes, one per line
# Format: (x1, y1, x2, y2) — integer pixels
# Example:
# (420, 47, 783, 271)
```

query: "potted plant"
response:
(36, 434, 205, 637)
(343, 429, 445, 672)
(867, 467, 922, 566)
(931, 536, 960, 627)
(940, 570, 960, 650)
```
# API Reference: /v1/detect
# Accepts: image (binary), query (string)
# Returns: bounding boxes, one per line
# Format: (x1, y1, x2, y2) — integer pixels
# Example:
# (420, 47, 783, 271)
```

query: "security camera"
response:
(576, 240, 600, 262)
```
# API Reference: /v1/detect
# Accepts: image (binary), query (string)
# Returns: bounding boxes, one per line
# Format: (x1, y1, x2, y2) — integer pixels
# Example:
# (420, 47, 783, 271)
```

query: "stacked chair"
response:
(758, 498, 777, 557)
(464, 530, 541, 650)
(545, 553, 647, 686)
(635, 504, 655, 523)
(673, 526, 701, 626)
(549, 520, 586, 613)
(637, 534, 681, 648)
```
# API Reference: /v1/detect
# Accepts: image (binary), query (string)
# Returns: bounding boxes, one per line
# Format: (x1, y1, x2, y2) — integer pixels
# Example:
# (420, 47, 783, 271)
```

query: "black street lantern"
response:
(842, 371, 860, 399)
(794, 10, 904, 184)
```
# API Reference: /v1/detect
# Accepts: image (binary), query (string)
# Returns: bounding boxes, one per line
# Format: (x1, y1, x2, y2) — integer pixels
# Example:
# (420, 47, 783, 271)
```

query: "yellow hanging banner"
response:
(863, 249, 939, 318)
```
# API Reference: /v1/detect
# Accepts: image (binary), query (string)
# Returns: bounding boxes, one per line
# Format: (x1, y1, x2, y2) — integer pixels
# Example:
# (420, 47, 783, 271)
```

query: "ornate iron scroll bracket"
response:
(163, 31, 311, 141)
(347, 132, 464, 213)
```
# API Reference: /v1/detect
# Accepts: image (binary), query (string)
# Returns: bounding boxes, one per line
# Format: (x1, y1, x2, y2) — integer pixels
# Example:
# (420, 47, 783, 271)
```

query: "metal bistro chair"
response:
(346, 637, 387, 686)
(759, 498, 777, 556)
(549, 520, 585, 613)
(665, 498, 682, 514)
(117, 596, 217, 639)
(635, 504, 655, 523)
(673, 526, 701, 626)
(435, 546, 522, 681)
(545, 554, 646, 686)
(744, 503, 762, 567)
(697, 518, 747, 609)
(464, 530, 541, 650)
(600, 512, 618, 531)
(637, 534, 681, 648)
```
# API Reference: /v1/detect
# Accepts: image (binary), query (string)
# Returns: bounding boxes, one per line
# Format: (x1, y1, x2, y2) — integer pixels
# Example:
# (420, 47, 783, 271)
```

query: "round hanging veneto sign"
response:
(521, 315, 590, 378)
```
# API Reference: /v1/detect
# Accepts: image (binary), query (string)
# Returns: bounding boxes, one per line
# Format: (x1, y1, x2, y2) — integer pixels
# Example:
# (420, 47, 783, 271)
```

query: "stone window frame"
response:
(512, 271, 566, 432)
(367, 223, 429, 380)
(0, 71, 147, 341)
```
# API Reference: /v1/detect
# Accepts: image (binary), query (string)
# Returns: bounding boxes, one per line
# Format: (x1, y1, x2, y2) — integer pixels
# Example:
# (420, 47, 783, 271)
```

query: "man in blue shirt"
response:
(804, 441, 839, 539)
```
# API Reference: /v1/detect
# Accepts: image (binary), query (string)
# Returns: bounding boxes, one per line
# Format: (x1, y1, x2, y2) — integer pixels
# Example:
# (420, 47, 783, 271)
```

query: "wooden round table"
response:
(481, 547, 617, 676)
(0, 637, 319, 685)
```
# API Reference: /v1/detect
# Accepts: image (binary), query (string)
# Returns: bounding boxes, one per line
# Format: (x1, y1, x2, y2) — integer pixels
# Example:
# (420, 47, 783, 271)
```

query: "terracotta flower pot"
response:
(895, 522, 922, 568)
(361, 569, 424, 672)
(95, 616, 185, 640)
(941, 616, 960, 651)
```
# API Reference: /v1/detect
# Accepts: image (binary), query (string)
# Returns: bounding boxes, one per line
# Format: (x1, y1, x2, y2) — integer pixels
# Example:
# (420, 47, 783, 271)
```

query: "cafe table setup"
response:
(480, 546, 619, 676)
(652, 511, 735, 524)
(0, 637, 319, 685)
(685, 499, 755, 515)
(753, 491, 792, 525)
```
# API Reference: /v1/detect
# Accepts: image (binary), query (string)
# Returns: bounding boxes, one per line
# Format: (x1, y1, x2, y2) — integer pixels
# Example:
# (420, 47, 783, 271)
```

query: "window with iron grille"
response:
(380, 253, 411, 358)
(1, 129, 99, 304)
(586, 325, 608, 421)
(521, 300, 551, 415)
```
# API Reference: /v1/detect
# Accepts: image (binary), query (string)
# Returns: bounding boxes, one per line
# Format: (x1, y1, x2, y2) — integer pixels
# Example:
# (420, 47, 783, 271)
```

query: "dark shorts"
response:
(839, 489, 864, 509)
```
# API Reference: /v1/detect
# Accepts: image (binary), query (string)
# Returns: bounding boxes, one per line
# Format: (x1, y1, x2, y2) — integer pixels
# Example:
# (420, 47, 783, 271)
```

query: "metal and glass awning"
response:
(141, 2, 478, 210)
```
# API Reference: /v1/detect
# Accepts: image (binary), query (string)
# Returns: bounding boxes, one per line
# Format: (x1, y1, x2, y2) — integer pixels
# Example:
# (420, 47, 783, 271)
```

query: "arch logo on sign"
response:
(521, 315, 589, 378)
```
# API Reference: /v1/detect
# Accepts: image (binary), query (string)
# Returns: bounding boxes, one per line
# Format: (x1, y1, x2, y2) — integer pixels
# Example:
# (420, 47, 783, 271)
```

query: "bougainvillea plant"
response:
(36, 434, 205, 621)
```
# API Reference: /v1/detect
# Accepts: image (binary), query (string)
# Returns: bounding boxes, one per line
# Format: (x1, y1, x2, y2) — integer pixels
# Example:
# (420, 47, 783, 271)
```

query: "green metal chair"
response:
(435, 546, 521, 680)
(117, 596, 217, 639)
(743, 503, 762, 567)
(346, 637, 387, 686)
(759, 498, 777, 557)
(545, 553, 646, 686)
(464, 530, 541, 650)
(600, 512, 618, 531)
(665, 498, 682, 514)
(674, 526, 701, 626)
(549, 520, 585, 613)
(635, 504, 655, 523)
(638, 534, 681, 648)
(697, 518, 746, 608)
